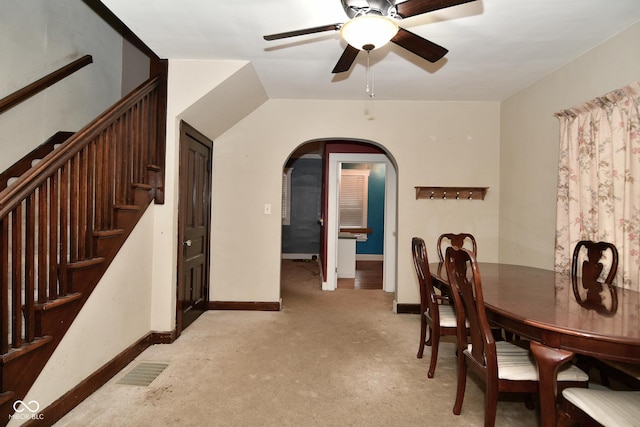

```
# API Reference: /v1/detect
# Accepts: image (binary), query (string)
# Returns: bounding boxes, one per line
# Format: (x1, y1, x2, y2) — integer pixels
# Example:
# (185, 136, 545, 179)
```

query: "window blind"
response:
(339, 170, 368, 228)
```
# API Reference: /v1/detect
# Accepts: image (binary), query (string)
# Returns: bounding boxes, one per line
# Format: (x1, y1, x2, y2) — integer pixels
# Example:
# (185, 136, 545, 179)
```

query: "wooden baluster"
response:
(38, 182, 48, 304)
(130, 102, 138, 200)
(25, 194, 35, 342)
(49, 171, 59, 299)
(117, 112, 129, 206)
(69, 154, 78, 263)
(139, 97, 148, 182)
(84, 142, 95, 259)
(152, 90, 159, 166)
(59, 161, 69, 295)
(130, 102, 138, 187)
(101, 129, 110, 230)
(95, 133, 104, 231)
(137, 97, 143, 182)
(148, 93, 157, 174)
(106, 125, 115, 228)
(77, 146, 87, 260)
(0, 217, 9, 353)
(102, 127, 110, 229)
(11, 204, 23, 349)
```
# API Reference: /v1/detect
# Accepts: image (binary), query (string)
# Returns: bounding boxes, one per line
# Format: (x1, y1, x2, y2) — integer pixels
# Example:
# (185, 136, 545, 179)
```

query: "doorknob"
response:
(184, 239, 192, 247)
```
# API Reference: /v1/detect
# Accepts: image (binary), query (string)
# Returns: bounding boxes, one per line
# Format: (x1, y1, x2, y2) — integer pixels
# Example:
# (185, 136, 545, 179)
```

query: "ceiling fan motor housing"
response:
(342, 0, 398, 19)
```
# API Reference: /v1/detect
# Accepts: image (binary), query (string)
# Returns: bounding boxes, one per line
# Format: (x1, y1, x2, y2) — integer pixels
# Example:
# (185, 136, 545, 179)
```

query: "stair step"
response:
(132, 183, 153, 191)
(93, 229, 126, 258)
(147, 164, 164, 204)
(93, 229, 125, 239)
(114, 204, 141, 212)
(0, 336, 53, 365)
(113, 205, 144, 235)
(67, 257, 106, 271)
(132, 183, 154, 205)
(34, 293, 82, 312)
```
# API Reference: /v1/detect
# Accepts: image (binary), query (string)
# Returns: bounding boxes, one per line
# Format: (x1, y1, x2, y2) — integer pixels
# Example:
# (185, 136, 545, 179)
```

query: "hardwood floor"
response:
(337, 261, 383, 290)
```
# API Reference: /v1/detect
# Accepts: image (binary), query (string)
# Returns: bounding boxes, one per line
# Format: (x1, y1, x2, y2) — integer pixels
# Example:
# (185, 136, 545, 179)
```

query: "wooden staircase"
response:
(0, 72, 167, 422)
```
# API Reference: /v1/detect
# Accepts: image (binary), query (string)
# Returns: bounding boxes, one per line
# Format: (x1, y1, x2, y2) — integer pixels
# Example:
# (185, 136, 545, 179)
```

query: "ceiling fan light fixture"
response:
(340, 15, 399, 51)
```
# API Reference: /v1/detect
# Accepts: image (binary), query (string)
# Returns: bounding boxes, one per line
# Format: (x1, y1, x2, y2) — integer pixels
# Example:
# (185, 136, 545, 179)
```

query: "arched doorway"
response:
(280, 139, 398, 299)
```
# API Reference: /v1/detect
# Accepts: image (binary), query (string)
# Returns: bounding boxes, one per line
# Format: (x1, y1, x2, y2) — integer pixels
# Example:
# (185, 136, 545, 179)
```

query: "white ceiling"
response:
(101, 0, 640, 101)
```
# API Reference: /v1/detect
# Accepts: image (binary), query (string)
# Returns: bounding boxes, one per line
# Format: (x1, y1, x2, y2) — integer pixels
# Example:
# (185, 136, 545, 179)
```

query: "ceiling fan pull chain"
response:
(366, 50, 375, 98)
(366, 51, 371, 95)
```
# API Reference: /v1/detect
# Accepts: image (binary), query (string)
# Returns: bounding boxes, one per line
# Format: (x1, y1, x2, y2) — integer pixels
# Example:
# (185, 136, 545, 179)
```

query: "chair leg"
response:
(417, 316, 427, 358)
(426, 325, 433, 347)
(427, 331, 440, 378)
(485, 382, 499, 427)
(524, 393, 536, 410)
(453, 355, 467, 415)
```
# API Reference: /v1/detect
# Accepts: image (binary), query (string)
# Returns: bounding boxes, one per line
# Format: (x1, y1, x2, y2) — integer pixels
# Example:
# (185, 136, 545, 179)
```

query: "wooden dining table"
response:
(429, 261, 640, 427)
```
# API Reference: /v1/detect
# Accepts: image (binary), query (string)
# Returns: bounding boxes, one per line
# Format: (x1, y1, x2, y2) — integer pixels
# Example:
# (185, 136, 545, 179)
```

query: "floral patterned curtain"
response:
(555, 81, 640, 290)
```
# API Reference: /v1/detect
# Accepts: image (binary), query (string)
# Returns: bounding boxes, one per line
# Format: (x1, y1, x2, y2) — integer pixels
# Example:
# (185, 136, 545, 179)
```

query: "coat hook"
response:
(443, 191, 447, 200)
(468, 191, 473, 200)
(430, 192, 434, 199)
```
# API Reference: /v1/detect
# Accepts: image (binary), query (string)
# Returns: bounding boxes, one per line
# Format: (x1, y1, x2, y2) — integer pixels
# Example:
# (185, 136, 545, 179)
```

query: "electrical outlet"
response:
(264, 203, 271, 215)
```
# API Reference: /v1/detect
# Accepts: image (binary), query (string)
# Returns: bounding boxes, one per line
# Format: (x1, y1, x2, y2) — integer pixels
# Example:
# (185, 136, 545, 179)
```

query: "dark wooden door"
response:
(177, 121, 212, 334)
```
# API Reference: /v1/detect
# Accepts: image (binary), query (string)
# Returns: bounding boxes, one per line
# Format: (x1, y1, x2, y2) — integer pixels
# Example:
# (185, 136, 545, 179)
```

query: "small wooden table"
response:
(430, 262, 640, 427)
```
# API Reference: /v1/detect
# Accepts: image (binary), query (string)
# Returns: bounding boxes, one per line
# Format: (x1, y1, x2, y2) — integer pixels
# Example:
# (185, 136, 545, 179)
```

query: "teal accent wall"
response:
(342, 163, 385, 255)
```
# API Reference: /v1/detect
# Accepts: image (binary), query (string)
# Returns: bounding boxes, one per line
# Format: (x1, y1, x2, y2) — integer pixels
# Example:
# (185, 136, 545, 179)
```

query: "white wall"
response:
(121, 38, 150, 96)
(150, 59, 252, 332)
(499, 21, 640, 268)
(209, 99, 500, 305)
(0, 0, 123, 172)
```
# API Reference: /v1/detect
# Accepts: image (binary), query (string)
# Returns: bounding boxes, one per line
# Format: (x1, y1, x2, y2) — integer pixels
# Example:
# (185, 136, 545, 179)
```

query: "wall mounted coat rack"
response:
(415, 186, 488, 200)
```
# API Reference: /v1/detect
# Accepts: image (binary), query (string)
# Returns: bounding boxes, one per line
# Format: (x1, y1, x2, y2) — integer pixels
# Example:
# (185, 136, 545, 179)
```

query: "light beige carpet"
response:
(55, 260, 538, 426)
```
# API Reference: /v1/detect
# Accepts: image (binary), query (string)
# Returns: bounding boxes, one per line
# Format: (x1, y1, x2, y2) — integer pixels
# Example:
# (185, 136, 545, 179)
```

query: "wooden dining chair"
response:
(571, 240, 619, 313)
(571, 240, 640, 393)
(412, 237, 466, 378)
(559, 387, 640, 427)
(444, 246, 589, 427)
(570, 240, 635, 387)
(437, 232, 477, 262)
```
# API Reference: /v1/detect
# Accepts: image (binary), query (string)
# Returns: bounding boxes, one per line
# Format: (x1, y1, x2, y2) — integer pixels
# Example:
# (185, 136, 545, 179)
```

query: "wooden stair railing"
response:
(0, 55, 93, 116)
(0, 74, 166, 422)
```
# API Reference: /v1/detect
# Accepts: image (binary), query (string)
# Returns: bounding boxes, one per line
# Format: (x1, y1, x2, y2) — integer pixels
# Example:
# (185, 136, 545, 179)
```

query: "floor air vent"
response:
(117, 362, 169, 386)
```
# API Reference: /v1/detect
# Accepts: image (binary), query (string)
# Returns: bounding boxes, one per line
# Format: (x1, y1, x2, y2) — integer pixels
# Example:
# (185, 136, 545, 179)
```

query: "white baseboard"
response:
(356, 254, 383, 261)
(321, 281, 335, 291)
(281, 253, 317, 260)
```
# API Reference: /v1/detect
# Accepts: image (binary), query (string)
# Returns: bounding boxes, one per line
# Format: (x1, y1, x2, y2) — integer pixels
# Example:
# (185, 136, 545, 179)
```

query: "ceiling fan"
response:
(263, 0, 476, 74)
